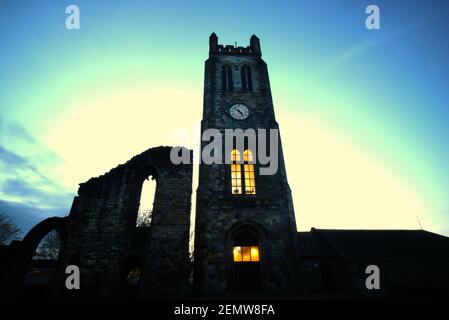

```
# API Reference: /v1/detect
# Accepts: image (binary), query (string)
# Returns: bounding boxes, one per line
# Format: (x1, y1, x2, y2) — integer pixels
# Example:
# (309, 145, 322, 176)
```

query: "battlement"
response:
(209, 33, 261, 57)
(217, 44, 254, 55)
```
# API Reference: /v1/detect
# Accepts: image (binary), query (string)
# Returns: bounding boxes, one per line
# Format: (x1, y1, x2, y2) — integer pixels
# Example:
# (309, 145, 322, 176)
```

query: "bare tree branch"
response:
(136, 209, 152, 227)
(33, 230, 61, 260)
(0, 210, 21, 245)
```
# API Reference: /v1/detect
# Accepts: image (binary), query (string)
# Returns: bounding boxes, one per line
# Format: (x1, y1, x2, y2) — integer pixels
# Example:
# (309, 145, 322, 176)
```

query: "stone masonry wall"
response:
(59, 146, 193, 298)
(194, 35, 300, 295)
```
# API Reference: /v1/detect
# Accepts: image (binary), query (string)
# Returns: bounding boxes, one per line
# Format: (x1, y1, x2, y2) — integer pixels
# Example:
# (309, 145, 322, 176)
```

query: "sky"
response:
(0, 0, 448, 240)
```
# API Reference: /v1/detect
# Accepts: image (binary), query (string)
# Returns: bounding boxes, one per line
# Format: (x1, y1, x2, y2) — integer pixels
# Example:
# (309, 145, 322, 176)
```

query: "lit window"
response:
(250, 246, 259, 261)
(233, 246, 260, 262)
(243, 150, 256, 194)
(233, 246, 242, 261)
(242, 246, 251, 262)
(231, 150, 242, 194)
(231, 149, 256, 195)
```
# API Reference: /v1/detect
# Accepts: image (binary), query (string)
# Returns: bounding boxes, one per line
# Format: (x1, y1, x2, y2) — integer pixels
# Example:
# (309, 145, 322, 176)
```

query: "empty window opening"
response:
(25, 230, 62, 291)
(136, 176, 156, 227)
(32, 230, 61, 260)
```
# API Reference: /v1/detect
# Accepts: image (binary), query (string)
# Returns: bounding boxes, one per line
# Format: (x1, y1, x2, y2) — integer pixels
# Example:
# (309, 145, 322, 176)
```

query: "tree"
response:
(0, 211, 21, 245)
(136, 209, 152, 227)
(189, 229, 195, 262)
(33, 230, 61, 260)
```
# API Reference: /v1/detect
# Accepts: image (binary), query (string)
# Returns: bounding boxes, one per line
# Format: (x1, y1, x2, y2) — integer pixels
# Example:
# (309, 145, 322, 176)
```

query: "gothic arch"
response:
(226, 221, 269, 292)
(227, 221, 267, 243)
(134, 163, 159, 227)
(135, 162, 160, 184)
(117, 255, 143, 298)
(240, 64, 253, 91)
(127, 163, 159, 226)
(7, 216, 67, 296)
(21, 217, 66, 254)
(221, 64, 234, 91)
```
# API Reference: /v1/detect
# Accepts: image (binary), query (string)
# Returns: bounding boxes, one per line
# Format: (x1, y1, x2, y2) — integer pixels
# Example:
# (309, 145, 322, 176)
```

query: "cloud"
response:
(0, 117, 36, 144)
(0, 199, 67, 241)
(334, 40, 378, 65)
(0, 146, 29, 168)
(0, 120, 74, 234)
(332, 27, 413, 66)
(0, 152, 73, 208)
(1, 179, 38, 197)
(0, 178, 72, 207)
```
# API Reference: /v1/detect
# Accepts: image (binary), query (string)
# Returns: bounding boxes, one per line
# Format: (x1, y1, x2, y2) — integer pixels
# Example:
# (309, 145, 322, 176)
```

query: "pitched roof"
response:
(297, 231, 334, 256)
(298, 229, 449, 262)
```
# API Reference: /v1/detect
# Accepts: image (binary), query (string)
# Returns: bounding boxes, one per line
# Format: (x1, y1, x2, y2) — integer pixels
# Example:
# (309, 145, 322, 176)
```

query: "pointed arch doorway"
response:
(232, 231, 262, 292)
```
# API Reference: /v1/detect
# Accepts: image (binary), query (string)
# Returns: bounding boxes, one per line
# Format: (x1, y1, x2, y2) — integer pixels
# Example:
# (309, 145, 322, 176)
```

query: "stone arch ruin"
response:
(1, 146, 193, 298)
(0, 216, 67, 297)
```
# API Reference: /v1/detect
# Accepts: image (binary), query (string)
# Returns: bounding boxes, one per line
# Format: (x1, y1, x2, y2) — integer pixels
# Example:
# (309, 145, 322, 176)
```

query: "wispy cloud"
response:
(0, 178, 72, 208)
(0, 199, 67, 240)
(333, 40, 378, 65)
(0, 118, 74, 234)
(332, 27, 413, 66)
(0, 117, 36, 144)
(0, 146, 29, 167)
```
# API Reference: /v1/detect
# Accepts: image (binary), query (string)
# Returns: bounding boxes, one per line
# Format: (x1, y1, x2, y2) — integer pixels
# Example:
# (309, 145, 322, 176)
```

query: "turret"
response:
(250, 34, 261, 57)
(209, 32, 218, 56)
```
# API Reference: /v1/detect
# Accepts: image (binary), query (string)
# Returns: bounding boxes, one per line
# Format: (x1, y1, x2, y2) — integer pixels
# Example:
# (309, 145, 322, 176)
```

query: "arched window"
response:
(125, 267, 142, 286)
(243, 150, 256, 194)
(33, 230, 61, 260)
(25, 230, 62, 289)
(241, 65, 253, 92)
(231, 149, 256, 195)
(231, 149, 242, 195)
(221, 65, 233, 92)
(232, 230, 261, 291)
(136, 176, 156, 227)
(119, 257, 143, 297)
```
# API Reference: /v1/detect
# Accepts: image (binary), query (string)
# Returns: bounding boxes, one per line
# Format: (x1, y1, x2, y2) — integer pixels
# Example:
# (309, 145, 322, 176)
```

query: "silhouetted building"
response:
(299, 228, 449, 296)
(193, 33, 300, 295)
(1, 34, 448, 299)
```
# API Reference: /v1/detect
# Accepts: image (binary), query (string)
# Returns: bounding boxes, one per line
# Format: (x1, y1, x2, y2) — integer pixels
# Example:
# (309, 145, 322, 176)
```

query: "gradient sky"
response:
(0, 0, 448, 239)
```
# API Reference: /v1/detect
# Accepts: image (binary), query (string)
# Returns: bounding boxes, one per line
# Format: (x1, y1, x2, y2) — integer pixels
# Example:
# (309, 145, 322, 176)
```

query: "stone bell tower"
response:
(193, 33, 300, 295)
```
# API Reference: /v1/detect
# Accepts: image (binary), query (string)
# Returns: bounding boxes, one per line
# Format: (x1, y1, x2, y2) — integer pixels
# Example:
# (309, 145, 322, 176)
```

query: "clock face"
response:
(229, 104, 249, 120)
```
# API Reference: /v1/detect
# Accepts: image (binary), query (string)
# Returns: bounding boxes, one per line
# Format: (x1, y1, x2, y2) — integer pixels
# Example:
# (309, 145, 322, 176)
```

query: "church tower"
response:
(193, 33, 300, 295)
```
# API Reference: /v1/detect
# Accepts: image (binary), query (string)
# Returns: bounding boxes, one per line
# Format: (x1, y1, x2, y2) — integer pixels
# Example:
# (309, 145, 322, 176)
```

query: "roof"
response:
(298, 228, 449, 262)
(297, 231, 334, 256)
